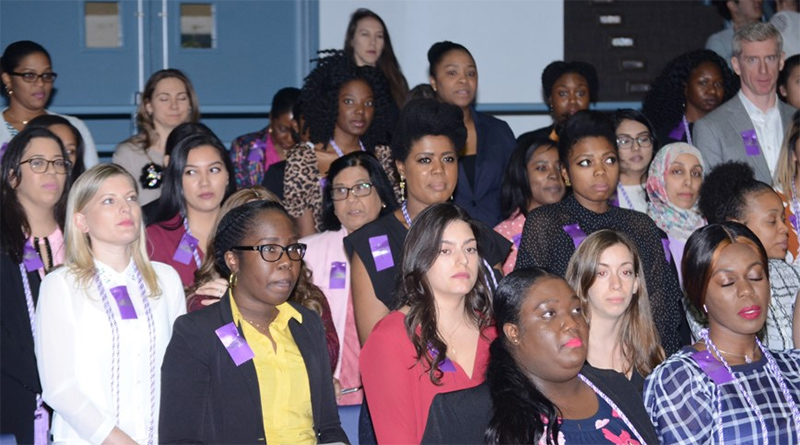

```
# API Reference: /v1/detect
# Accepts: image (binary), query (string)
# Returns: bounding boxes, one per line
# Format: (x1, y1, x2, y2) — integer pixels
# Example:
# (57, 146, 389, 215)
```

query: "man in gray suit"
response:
(694, 22, 797, 184)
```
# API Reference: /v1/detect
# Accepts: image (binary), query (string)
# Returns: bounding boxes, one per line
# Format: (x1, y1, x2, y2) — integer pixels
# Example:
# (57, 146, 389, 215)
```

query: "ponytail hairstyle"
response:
(486, 268, 562, 444)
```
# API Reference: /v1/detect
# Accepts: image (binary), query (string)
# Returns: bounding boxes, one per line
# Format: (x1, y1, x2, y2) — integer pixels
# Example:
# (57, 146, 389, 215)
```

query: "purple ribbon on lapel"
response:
(563, 223, 587, 248)
(511, 233, 522, 248)
(22, 241, 44, 272)
(173, 232, 199, 265)
(109, 286, 138, 319)
(427, 344, 456, 373)
(668, 122, 686, 141)
(215, 322, 255, 366)
(247, 140, 265, 162)
(741, 129, 761, 157)
(661, 238, 672, 264)
(329, 261, 346, 289)
(691, 350, 734, 385)
(368, 235, 394, 271)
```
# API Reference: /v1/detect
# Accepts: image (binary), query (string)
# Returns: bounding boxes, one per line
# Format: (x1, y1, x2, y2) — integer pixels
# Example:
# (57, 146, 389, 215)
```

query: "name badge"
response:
(368, 235, 394, 271)
(668, 122, 686, 141)
(691, 350, 734, 385)
(173, 232, 199, 265)
(563, 223, 587, 248)
(109, 285, 138, 319)
(215, 322, 255, 366)
(741, 129, 761, 157)
(329, 261, 346, 289)
(23, 241, 44, 272)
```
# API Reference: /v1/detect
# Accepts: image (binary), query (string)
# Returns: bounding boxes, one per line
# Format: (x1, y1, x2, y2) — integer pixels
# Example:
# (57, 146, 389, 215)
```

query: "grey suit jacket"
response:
(693, 95, 796, 184)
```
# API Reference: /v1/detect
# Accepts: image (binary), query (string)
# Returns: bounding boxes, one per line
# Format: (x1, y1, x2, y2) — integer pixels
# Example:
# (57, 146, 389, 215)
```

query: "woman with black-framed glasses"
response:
(0, 40, 98, 167)
(611, 109, 660, 214)
(160, 199, 349, 444)
(301, 151, 398, 407)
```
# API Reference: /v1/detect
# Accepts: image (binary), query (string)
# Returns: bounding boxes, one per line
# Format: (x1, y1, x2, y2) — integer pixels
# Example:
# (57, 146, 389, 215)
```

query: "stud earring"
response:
(703, 304, 708, 314)
(564, 177, 571, 187)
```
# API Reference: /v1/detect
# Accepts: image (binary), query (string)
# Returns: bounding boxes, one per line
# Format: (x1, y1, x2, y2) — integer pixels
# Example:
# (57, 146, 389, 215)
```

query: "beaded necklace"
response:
(578, 374, 648, 445)
(329, 139, 365, 158)
(790, 178, 800, 236)
(616, 184, 635, 210)
(182, 218, 203, 269)
(94, 263, 157, 445)
(682, 115, 694, 146)
(700, 329, 800, 444)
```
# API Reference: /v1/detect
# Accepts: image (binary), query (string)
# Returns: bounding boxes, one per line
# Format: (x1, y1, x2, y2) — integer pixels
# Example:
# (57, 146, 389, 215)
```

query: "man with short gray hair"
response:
(694, 22, 797, 184)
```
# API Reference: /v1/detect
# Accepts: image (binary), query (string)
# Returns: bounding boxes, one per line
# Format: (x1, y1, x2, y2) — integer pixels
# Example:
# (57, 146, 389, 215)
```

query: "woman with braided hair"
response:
(285, 50, 399, 236)
(642, 49, 738, 146)
(160, 200, 348, 444)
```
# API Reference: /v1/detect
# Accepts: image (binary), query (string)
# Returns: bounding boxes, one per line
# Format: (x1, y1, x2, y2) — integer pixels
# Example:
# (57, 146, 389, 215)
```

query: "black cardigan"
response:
(159, 296, 349, 444)
(421, 363, 658, 445)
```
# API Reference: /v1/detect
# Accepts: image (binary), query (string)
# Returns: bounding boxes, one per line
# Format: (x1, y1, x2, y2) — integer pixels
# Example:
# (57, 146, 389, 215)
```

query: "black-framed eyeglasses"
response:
(10, 72, 58, 83)
(616, 135, 653, 150)
(331, 182, 373, 201)
(230, 243, 307, 262)
(19, 157, 71, 174)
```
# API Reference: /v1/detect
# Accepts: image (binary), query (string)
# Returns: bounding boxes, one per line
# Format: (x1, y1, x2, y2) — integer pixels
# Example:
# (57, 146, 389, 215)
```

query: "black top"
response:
(261, 159, 287, 202)
(516, 124, 556, 148)
(515, 194, 689, 355)
(421, 363, 658, 445)
(344, 212, 512, 310)
(0, 250, 43, 444)
(159, 296, 349, 444)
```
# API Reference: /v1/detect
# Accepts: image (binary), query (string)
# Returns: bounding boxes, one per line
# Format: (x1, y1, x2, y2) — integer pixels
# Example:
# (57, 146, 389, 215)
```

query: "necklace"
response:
(329, 138, 365, 157)
(243, 308, 279, 332)
(712, 344, 759, 364)
(616, 184, 635, 209)
(3, 109, 44, 126)
(401, 201, 413, 227)
(578, 374, 648, 444)
(682, 115, 694, 145)
(440, 315, 464, 356)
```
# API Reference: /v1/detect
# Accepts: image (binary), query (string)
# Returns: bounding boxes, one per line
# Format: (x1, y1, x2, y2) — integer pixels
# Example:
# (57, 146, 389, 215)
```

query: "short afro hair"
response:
(390, 99, 466, 163)
(698, 161, 775, 224)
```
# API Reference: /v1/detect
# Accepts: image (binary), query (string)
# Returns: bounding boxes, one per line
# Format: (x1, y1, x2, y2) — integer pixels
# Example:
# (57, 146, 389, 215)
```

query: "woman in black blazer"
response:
(160, 200, 348, 444)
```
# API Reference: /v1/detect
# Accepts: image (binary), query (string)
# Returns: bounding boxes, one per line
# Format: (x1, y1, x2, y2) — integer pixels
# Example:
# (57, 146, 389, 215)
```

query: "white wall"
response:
(319, 0, 564, 111)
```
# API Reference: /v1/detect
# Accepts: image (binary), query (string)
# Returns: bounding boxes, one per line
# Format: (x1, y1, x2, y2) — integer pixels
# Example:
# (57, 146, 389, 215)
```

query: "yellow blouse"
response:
(231, 297, 314, 444)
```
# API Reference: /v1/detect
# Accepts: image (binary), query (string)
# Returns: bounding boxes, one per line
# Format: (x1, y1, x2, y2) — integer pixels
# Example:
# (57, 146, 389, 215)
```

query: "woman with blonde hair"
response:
(113, 69, 200, 205)
(35, 163, 186, 444)
(772, 110, 800, 264)
(566, 229, 664, 393)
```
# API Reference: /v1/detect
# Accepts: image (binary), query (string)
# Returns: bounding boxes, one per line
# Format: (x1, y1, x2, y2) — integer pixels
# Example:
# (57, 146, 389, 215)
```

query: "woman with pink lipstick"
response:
(566, 230, 665, 394)
(495, 137, 565, 274)
(516, 60, 598, 148)
(285, 51, 398, 237)
(516, 110, 689, 356)
(642, 49, 738, 145)
(427, 41, 516, 228)
(146, 123, 235, 288)
(160, 200, 347, 444)
(611, 109, 659, 213)
(360, 203, 497, 444)
(422, 267, 658, 444)
(0, 41, 98, 168)
(113, 69, 200, 206)
(343, 8, 408, 108)
(0, 126, 70, 443)
(700, 161, 798, 349)
(645, 222, 800, 444)
(35, 164, 185, 444)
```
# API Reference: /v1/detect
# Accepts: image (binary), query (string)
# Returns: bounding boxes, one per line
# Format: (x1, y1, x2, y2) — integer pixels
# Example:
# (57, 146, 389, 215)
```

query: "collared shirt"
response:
(35, 259, 186, 443)
(230, 297, 314, 444)
(739, 91, 784, 176)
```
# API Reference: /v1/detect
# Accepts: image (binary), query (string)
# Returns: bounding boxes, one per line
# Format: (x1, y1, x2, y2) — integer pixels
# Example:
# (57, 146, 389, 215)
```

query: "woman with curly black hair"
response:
(285, 50, 399, 237)
(642, 49, 738, 146)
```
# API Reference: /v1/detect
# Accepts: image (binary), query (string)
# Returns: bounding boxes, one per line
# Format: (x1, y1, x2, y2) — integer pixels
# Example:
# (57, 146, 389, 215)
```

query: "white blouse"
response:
(35, 260, 185, 444)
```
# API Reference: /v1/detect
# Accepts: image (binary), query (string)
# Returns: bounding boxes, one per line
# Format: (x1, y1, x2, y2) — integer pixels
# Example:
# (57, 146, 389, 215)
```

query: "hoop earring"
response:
(229, 272, 238, 288)
(400, 176, 406, 202)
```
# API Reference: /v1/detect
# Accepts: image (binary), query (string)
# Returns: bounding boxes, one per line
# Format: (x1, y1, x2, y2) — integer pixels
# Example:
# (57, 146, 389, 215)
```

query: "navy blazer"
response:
(159, 296, 348, 444)
(454, 108, 516, 227)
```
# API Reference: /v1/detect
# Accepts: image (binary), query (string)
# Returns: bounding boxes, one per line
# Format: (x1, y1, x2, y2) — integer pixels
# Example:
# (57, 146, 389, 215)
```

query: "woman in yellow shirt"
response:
(159, 200, 348, 443)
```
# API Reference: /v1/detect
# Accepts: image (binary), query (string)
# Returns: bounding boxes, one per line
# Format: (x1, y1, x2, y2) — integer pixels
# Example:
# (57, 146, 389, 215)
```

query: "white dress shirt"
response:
(35, 260, 185, 444)
(739, 91, 784, 177)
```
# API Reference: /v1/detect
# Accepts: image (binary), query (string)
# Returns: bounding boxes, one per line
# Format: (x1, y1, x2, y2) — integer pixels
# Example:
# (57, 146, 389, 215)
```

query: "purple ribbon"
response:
(691, 350, 734, 385)
(247, 141, 265, 162)
(661, 238, 672, 264)
(790, 214, 798, 231)
(668, 122, 686, 141)
(609, 194, 620, 208)
(34, 403, 49, 445)
(427, 344, 456, 373)
(563, 223, 587, 248)
(173, 232, 199, 265)
(0, 142, 8, 163)
(511, 233, 522, 248)
(368, 235, 394, 271)
(22, 241, 44, 272)
(741, 129, 761, 157)
(215, 322, 255, 366)
(329, 261, 346, 289)
(109, 286, 138, 319)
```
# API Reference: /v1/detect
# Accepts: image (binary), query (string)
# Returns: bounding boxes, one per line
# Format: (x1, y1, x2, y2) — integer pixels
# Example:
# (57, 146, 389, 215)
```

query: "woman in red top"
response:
(360, 202, 495, 444)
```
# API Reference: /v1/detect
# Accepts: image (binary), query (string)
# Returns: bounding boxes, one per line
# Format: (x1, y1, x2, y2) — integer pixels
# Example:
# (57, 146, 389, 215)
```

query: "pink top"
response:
(360, 311, 496, 444)
(494, 211, 525, 275)
(146, 213, 204, 288)
(30, 227, 65, 278)
(301, 227, 362, 405)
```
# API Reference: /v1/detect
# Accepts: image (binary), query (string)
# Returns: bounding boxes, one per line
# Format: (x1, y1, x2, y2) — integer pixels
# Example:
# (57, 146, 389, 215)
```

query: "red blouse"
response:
(360, 311, 496, 444)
